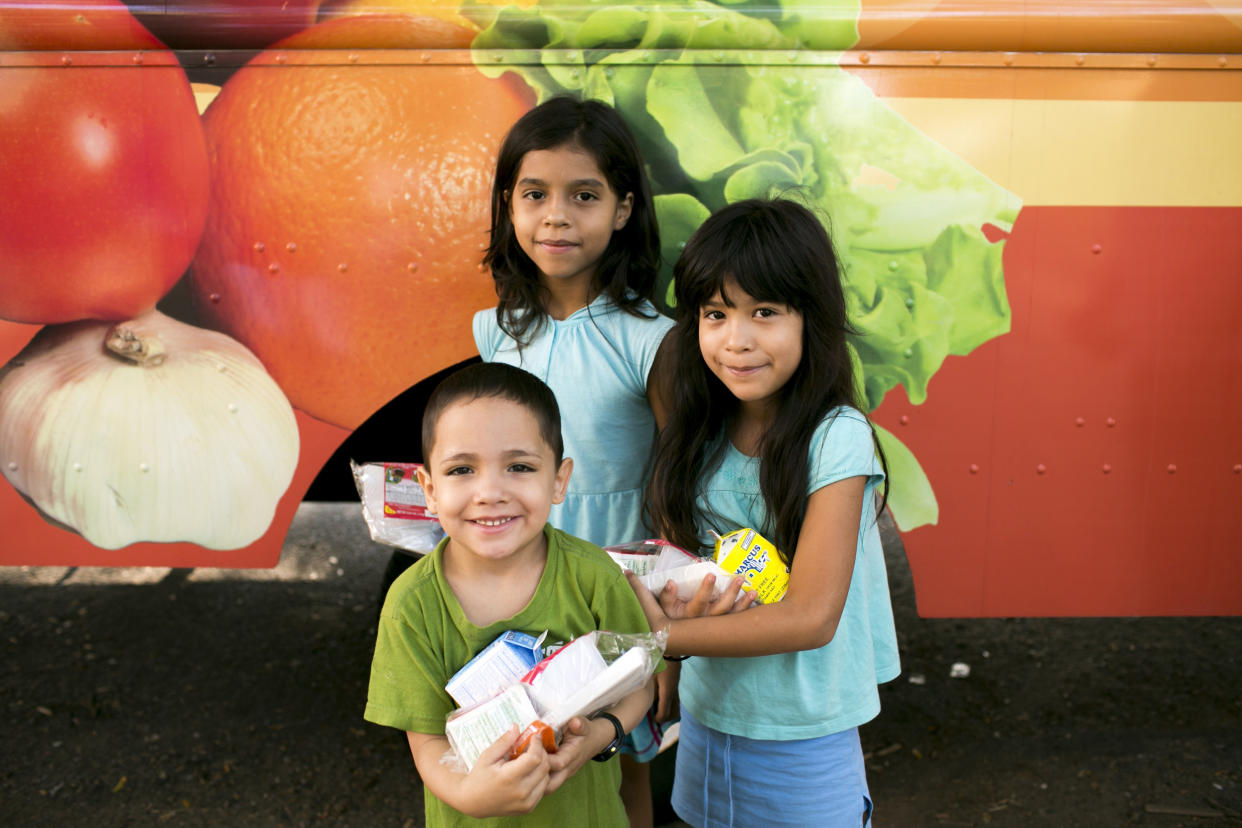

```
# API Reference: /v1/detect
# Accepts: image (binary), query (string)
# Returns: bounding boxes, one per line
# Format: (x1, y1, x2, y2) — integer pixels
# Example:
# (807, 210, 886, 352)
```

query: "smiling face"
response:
(698, 279, 804, 421)
(417, 395, 572, 570)
(507, 142, 633, 307)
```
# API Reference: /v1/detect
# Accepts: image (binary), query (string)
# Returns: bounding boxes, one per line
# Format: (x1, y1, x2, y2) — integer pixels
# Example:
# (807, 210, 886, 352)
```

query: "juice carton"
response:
(445, 630, 545, 708)
(714, 528, 789, 604)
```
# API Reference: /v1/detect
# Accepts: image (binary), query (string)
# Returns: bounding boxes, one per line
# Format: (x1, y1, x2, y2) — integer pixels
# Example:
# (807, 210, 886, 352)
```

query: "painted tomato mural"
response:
(0, 0, 210, 325)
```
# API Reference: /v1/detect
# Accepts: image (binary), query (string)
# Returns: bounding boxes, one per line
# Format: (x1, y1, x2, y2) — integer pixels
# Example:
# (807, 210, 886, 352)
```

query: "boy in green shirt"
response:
(364, 362, 657, 826)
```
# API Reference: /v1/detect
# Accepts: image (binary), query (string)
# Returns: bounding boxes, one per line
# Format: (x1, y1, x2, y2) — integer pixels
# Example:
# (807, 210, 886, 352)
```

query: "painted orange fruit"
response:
(189, 13, 532, 428)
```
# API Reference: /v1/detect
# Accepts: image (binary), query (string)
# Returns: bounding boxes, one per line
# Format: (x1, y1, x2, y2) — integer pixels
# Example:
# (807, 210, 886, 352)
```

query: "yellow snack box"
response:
(713, 528, 789, 604)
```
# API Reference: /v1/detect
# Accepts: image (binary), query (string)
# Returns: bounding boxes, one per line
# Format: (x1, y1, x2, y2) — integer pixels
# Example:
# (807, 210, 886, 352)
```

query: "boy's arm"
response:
(544, 677, 656, 793)
(406, 728, 552, 818)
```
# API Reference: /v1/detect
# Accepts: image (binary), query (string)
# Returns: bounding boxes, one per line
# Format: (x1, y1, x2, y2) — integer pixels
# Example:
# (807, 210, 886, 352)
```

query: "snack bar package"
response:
(351, 460, 445, 554)
(714, 527, 789, 604)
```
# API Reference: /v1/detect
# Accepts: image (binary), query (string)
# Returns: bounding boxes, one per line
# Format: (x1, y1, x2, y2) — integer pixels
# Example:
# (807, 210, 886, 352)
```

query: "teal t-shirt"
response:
(364, 525, 652, 827)
(680, 407, 901, 741)
(473, 295, 673, 547)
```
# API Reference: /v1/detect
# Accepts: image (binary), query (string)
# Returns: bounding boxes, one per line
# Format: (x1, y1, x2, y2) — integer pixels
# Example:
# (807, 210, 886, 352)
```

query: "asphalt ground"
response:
(2, 503, 1239, 827)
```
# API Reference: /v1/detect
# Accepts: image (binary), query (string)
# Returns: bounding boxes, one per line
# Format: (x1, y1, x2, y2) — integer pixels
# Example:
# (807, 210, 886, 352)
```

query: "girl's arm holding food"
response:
(628, 476, 866, 658)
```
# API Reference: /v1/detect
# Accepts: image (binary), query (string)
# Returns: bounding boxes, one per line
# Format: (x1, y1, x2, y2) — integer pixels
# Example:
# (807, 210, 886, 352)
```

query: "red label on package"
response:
(382, 463, 435, 520)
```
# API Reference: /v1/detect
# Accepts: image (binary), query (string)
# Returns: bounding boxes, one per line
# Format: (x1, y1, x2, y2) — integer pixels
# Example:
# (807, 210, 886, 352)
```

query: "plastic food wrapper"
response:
(714, 528, 789, 604)
(603, 538, 697, 576)
(439, 629, 666, 771)
(520, 631, 609, 713)
(637, 560, 740, 603)
(445, 630, 546, 709)
(351, 460, 445, 554)
(535, 642, 653, 729)
(607, 537, 743, 604)
(444, 683, 542, 772)
(510, 630, 665, 761)
(606, 538, 734, 601)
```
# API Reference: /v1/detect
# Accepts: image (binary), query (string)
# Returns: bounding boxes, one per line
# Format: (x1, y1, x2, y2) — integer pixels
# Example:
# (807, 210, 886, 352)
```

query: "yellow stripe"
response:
(883, 98, 1242, 206)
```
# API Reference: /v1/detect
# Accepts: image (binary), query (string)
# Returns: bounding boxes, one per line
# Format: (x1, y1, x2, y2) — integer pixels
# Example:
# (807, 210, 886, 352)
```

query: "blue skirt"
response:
(672, 708, 873, 828)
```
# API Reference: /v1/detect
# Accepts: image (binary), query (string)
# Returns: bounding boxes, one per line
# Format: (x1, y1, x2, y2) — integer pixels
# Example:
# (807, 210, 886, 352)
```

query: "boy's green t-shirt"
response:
(364, 525, 654, 827)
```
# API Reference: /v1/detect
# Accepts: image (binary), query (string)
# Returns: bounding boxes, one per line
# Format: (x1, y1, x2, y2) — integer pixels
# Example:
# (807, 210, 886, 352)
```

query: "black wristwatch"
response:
(590, 711, 625, 762)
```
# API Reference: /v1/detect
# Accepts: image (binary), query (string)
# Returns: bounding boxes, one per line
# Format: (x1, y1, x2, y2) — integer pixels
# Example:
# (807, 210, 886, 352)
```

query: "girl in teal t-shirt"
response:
(636, 198, 901, 827)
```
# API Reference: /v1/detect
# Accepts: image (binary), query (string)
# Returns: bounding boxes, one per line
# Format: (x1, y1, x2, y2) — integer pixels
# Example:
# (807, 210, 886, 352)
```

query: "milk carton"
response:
(713, 528, 789, 604)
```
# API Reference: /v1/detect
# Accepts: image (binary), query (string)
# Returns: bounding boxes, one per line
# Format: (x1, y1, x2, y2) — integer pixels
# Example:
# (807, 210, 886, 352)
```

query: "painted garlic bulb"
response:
(0, 310, 299, 550)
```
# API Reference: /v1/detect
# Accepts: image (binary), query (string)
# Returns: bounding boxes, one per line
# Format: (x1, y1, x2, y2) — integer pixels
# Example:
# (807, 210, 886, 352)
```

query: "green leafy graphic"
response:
(472, 0, 1021, 530)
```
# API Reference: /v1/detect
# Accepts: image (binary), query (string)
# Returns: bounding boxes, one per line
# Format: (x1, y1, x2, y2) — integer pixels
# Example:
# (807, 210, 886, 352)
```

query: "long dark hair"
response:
(482, 96, 661, 344)
(645, 198, 887, 562)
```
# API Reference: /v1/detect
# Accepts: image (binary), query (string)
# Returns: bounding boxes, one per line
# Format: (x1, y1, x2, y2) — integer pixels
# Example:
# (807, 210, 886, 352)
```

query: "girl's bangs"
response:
(684, 232, 806, 311)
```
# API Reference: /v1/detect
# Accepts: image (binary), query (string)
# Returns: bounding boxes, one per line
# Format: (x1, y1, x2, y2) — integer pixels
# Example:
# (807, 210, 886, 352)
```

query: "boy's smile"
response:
(417, 396, 572, 571)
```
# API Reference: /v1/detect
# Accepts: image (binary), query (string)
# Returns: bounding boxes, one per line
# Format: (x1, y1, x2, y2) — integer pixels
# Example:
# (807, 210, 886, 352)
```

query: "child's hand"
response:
(625, 570, 672, 632)
(635, 571, 757, 620)
(677, 572, 758, 617)
(460, 725, 552, 817)
(544, 715, 599, 792)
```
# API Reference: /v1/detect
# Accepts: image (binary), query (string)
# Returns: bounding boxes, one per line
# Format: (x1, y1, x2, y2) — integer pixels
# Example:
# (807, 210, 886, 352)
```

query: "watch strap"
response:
(589, 711, 624, 762)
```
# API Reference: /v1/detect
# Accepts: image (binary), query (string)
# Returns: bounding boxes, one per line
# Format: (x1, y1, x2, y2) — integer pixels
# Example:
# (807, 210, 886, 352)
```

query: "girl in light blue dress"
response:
(473, 96, 674, 827)
(633, 198, 900, 828)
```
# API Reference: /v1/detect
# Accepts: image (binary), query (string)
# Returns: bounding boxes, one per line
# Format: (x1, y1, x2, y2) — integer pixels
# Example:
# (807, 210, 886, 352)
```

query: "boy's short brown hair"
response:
(421, 362, 564, 464)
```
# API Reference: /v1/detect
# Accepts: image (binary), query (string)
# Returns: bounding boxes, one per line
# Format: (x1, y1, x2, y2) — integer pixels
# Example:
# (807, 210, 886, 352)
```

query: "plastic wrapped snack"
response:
(437, 629, 667, 768)
(507, 630, 666, 759)
(607, 537, 737, 602)
(520, 631, 609, 712)
(637, 560, 739, 603)
(444, 683, 542, 772)
(351, 460, 445, 554)
(603, 538, 697, 576)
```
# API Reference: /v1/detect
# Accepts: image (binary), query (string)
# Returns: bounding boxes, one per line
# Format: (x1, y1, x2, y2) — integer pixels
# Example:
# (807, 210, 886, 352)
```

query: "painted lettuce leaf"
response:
(473, 0, 1021, 530)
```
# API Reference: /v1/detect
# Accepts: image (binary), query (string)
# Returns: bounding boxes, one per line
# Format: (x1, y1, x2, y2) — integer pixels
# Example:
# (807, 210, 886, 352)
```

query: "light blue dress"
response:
(672, 407, 901, 827)
(472, 295, 673, 549)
